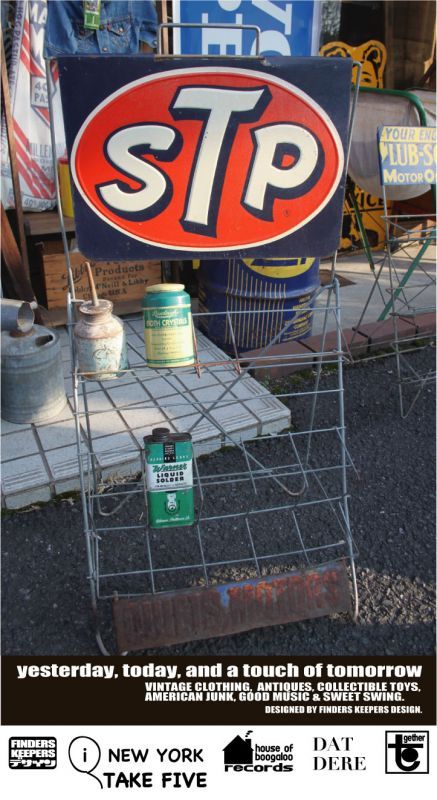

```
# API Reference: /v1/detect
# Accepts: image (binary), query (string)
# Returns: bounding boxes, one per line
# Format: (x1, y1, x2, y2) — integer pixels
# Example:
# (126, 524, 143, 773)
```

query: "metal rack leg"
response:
(335, 278, 359, 620)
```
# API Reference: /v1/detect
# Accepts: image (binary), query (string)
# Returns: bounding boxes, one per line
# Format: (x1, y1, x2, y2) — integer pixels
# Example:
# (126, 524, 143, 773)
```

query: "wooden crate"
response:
(43, 251, 161, 312)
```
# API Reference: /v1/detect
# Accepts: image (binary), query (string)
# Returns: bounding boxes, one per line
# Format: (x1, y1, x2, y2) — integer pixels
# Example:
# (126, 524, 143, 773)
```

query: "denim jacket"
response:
(44, 1, 157, 57)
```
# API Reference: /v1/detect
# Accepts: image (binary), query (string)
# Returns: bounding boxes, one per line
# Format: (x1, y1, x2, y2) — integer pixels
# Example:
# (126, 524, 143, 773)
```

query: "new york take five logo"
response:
(64, 61, 349, 258)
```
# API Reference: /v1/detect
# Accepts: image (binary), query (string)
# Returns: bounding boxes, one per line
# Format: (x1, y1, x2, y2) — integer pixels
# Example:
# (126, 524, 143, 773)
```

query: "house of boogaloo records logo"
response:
(223, 731, 293, 773)
(385, 731, 429, 774)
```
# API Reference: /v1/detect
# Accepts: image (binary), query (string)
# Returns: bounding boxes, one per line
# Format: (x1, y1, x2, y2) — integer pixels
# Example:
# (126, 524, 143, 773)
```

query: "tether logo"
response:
(223, 731, 293, 773)
(385, 731, 429, 774)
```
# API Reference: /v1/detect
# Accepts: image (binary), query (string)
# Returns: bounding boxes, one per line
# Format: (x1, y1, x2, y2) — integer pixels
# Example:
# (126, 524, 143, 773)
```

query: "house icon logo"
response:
(223, 732, 254, 765)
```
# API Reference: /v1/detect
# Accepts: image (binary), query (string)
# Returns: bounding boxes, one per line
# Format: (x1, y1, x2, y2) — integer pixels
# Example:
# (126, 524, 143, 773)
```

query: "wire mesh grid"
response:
(66, 279, 358, 620)
(349, 213, 436, 369)
(380, 181, 436, 417)
(84, 427, 356, 601)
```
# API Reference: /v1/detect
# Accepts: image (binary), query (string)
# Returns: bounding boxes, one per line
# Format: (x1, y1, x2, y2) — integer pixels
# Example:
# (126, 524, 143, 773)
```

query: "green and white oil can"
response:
(142, 283, 195, 368)
(144, 428, 194, 529)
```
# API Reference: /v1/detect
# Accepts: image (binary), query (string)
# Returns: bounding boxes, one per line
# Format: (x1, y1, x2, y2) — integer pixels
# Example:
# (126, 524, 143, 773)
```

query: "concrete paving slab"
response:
(1, 429, 39, 461)
(118, 404, 169, 431)
(37, 417, 82, 451)
(91, 432, 140, 467)
(209, 404, 259, 439)
(45, 444, 87, 481)
(81, 410, 128, 438)
(74, 390, 114, 415)
(1, 454, 50, 495)
(176, 370, 219, 391)
(141, 375, 179, 397)
(4, 485, 52, 510)
(160, 395, 196, 420)
(106, 381, 150, 409)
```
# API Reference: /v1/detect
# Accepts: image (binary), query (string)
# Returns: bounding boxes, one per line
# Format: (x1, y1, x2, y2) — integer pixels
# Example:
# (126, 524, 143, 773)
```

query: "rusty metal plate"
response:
(113, 561, 351, 652)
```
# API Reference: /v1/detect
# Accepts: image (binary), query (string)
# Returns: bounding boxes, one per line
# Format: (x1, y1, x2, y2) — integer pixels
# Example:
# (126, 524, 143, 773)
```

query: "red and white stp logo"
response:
(69, 64, 347, 256)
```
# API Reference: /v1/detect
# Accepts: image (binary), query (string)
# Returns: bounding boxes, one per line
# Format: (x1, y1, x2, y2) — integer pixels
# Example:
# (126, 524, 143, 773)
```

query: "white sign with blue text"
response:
(172, 0, 320, 57)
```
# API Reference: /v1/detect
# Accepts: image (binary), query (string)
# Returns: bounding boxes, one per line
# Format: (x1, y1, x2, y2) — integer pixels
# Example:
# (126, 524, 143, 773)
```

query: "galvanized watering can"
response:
(1, 325, 67, 424)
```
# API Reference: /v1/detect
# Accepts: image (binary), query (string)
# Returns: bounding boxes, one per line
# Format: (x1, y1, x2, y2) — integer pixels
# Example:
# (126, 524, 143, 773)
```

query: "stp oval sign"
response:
(59, 57, 352, 258)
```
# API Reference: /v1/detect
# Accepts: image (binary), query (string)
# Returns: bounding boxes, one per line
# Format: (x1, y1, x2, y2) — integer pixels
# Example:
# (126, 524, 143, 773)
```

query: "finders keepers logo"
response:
(223, 731, 293, 773)
(9, 737, 57, 769)
(71, 67, 343, 252)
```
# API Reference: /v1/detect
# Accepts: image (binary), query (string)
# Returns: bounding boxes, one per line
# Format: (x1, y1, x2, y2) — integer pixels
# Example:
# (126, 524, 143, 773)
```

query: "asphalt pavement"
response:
(1, 345, 435, 656)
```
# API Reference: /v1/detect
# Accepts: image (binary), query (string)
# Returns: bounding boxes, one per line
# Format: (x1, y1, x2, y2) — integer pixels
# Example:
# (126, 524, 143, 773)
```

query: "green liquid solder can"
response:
(144, 428, 194, 529)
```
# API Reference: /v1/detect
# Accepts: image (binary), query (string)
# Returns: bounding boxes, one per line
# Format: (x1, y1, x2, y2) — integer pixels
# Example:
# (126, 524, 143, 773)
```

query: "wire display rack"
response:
(46, 41, 361, 654)
(350, 126, 436, 417)
(65, 278, 358, 654)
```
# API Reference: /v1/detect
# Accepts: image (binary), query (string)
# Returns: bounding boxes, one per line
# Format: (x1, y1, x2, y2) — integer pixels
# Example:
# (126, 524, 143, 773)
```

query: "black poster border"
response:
(2, 655, 435, 727)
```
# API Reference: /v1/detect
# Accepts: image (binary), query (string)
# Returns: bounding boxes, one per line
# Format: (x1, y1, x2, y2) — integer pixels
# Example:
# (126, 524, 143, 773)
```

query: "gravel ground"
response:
(1, 345, 435, 656)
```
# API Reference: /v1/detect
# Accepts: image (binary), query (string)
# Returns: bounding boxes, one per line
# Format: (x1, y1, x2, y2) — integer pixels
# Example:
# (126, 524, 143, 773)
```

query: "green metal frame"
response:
(378, 237, 433, 321)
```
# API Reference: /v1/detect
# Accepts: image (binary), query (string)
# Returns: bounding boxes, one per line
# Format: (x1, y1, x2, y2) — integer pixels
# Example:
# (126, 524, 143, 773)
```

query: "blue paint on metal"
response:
(173, 1, 316, 57)
(216, 584, 231, 609)
(198, 257, 320, 352)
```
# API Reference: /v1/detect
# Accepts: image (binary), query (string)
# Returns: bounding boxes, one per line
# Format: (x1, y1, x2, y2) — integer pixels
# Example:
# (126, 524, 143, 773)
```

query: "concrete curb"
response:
(241, 313, 436, 380)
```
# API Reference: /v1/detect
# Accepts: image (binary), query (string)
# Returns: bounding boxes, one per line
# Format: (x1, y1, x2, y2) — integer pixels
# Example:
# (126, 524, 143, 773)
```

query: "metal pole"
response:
(45, 58, 75, 300)
(335, 277, 359, 620)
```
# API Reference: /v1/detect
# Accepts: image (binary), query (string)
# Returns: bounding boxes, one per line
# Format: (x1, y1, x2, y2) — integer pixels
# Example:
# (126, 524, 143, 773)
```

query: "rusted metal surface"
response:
(113, 561, 351, 653)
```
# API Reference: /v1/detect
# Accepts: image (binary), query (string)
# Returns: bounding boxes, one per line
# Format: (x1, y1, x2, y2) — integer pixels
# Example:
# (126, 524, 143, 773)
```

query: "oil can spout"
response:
(85, 261, 99, 307)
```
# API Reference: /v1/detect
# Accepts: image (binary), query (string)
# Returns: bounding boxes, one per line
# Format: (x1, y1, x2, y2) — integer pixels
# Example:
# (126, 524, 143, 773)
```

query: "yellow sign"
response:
(319, 40, 387, 88)
(379, 126, 436, 186)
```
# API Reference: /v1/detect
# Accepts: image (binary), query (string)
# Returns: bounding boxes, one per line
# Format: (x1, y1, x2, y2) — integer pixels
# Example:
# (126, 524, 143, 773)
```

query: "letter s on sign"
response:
(96, 124, 182, 220)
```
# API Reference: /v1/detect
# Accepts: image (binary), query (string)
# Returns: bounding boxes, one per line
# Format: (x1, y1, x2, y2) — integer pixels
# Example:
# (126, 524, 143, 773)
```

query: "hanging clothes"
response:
(44, 0, 157, 56)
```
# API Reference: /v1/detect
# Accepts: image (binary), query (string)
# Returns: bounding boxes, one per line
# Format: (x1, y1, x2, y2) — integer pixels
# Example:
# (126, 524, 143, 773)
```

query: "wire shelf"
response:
(65, 280, 358, 642)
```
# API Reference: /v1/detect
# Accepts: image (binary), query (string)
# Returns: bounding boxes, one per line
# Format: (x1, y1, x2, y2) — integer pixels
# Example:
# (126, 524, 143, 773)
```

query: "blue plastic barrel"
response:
(197, 257, 320, 353)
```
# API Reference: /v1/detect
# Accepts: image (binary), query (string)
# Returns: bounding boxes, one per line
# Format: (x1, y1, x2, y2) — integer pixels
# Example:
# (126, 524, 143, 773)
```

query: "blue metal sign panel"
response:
(58, 55, 352, 260)
(378, 126, 436, 187)
(172, 0, 318, 56)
